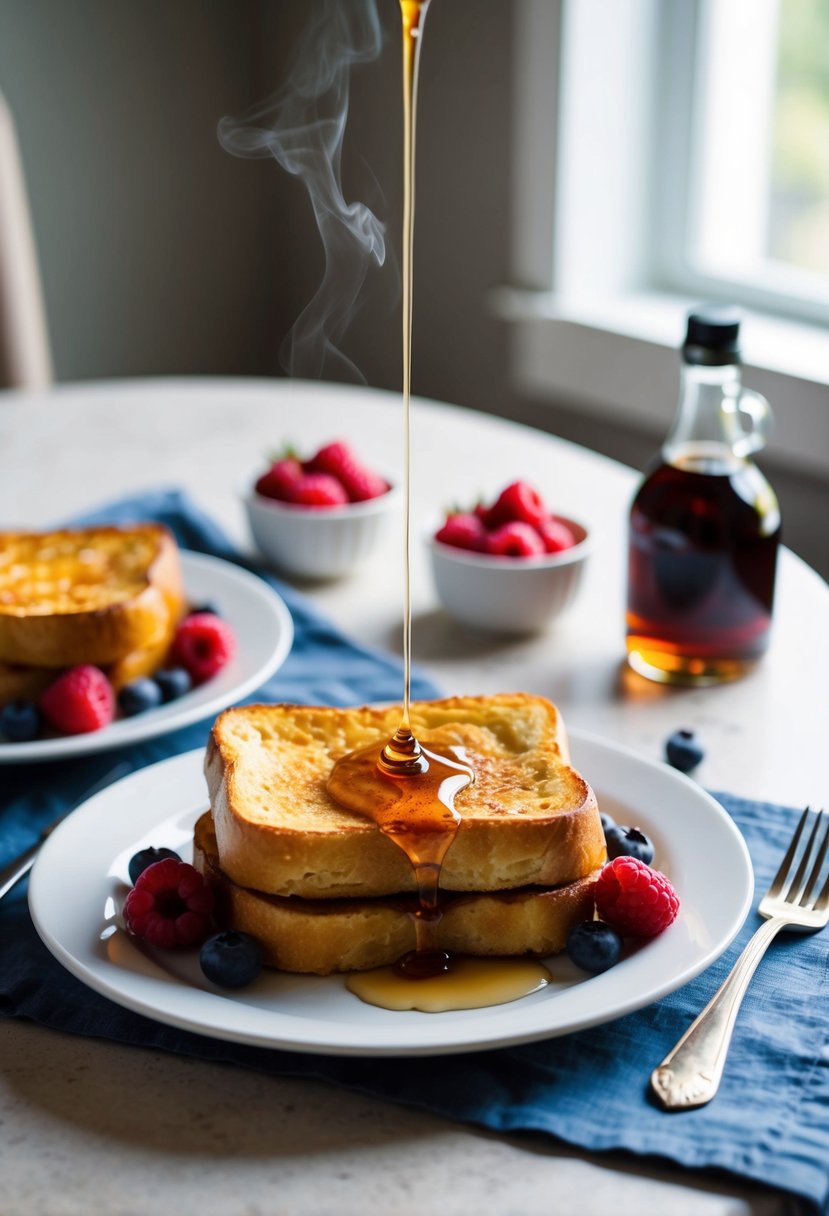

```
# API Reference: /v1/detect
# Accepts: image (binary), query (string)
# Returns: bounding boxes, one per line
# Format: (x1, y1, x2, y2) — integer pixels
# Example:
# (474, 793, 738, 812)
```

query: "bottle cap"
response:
(682, 305, 742, 366)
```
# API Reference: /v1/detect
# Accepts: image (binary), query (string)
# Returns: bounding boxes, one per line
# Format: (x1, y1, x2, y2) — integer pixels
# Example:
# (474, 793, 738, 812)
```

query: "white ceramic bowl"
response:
(428, 516, 592, 633)
(243, 480, 400, 579)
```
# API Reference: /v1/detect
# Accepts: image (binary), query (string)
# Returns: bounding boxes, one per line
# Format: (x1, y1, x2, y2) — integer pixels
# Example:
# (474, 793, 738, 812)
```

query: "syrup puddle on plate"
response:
(347, 956, 552, 1013)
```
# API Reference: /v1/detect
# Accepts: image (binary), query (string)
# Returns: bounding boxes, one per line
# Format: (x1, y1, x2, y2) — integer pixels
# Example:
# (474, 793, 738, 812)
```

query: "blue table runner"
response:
(1, 491, 826, 1214)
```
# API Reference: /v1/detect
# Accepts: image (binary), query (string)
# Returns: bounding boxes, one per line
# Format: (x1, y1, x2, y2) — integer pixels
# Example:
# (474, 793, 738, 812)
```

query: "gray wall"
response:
(1, 0, 826, 576)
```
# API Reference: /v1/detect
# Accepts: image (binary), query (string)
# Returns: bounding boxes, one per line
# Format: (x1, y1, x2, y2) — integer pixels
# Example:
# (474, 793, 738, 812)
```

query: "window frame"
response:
(499, 0, 829, 481)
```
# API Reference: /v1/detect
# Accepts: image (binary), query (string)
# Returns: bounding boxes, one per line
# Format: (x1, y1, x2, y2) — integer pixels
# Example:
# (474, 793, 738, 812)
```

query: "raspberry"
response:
(170, 613, 237, 684)
(486, 521, 546, 558)
(485, 481, 548, 530)
(537, 515, 576, 554)
(289, 472, 349, 507)
(39, 665, 115, 734)
(307, 441, 388, 502)
(435, 512, 487, 552)
(255, 457, 303, 502)
(123, 858, 214, 950)
(594, 857, 679, 938)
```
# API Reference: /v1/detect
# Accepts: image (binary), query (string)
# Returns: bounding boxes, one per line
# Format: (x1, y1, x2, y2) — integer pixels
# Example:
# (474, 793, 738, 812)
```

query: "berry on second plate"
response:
(595, 856, 680, 938)
(0, 698, 42, 742)
(123, 858, 214, 949)
(153, 667, 193, 703)
(665, 729, 705, 773)
(128, 846, 182, 885)
(486, 521, 546, 558)
(604, 824, 655, 866)
(188, 601, 221, 618)
(39, 665, 115, 735)
(566, 919, 623, 973)
(200, 930, 264, 988)
(118, 677, 163, 717)
(171, 613, 237, 684)
(435, 512, 487, 552)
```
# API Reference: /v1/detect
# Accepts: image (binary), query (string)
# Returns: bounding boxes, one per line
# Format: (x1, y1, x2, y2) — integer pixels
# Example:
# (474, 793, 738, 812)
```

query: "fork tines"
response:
(770, 807, 829, 910)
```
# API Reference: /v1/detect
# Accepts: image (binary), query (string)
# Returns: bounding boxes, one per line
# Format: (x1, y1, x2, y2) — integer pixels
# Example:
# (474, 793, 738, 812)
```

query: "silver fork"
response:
(651, 806, 829, 1111)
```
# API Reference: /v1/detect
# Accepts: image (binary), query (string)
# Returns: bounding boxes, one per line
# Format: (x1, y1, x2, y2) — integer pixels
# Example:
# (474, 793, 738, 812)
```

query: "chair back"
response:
(0, 91, 52, 389)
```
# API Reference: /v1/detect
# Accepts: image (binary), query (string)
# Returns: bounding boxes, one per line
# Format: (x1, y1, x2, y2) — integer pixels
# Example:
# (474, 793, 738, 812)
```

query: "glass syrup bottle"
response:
(626, 306, 782, 685)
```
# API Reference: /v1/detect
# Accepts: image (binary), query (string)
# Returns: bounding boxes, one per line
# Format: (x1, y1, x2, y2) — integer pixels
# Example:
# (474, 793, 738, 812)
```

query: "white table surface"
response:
(1, 376, 826, 1215)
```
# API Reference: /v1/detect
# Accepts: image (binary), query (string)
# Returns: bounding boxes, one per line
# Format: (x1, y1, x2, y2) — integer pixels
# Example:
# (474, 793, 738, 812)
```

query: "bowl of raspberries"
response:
(244, 440, 399, 579)
(428, 481, 591, 632)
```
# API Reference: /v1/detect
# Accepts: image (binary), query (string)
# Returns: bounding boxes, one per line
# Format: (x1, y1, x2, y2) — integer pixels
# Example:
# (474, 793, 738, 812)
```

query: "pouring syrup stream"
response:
(329, 1, 550, 1008)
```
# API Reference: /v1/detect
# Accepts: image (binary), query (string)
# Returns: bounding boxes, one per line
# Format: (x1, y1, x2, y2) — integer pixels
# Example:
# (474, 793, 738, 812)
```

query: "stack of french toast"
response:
(195, 693, 607, 974)
(0, 524, 185, 706)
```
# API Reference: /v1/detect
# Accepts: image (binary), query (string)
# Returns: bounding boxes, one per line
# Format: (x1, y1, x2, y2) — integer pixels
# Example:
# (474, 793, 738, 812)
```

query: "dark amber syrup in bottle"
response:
(626, 445, 781, 684)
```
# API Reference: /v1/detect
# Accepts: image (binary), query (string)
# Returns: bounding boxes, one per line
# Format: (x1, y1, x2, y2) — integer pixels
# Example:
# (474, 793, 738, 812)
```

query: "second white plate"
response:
(0, 551, 294, 763)
(28, 732, 754, 1056)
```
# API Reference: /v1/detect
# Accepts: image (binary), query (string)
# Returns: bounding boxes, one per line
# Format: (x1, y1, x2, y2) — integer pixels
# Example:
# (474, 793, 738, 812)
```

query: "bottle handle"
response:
(731, 389, 772, 457)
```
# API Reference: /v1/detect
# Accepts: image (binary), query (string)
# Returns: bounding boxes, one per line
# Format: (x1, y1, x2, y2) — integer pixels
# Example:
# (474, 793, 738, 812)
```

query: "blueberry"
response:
(153, 667, 193, 703)
(665, 728, 705, 773)
(600, 812, 616, 834)
(0, 699, 41, 742)
(566, 920, 622, 974)
(128, 846, 181, 885)
(188, 602, 221, 618)
(118, 678, 163, 717)
(200, 931, 264, 988)
(605, 824, 655, 865)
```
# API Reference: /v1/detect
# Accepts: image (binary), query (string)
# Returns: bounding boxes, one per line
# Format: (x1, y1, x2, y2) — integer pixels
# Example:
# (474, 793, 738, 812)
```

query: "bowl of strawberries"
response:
(244, 440, 399, 579)
(428, 481, 591, 632)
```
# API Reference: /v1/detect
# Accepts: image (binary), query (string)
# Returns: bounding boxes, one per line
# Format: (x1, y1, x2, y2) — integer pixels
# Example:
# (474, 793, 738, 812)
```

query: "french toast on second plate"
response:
(0, 524, 185, 704)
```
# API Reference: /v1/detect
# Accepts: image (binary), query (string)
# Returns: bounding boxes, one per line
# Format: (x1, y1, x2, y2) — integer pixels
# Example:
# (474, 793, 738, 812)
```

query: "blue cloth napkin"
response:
(2, 491, 827, 1214)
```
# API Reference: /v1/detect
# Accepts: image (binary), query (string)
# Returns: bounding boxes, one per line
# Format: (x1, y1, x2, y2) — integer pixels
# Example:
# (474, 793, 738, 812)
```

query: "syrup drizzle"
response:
(328, 1, 550, 1011)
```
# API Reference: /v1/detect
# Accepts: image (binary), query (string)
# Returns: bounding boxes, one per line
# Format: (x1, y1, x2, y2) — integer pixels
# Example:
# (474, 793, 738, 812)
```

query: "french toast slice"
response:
(0, 524, 184, 669)
(194, 810, 600, 975)
(0, 631, 182, 708)
(205, 694, 606, 900)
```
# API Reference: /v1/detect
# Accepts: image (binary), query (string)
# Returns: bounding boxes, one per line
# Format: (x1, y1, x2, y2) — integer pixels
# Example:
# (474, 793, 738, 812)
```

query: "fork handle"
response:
(650, 916, 786, 1110)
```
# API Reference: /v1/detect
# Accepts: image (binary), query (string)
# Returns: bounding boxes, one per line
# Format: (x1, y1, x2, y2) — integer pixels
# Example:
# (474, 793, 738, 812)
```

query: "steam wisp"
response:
(218, 0, 385, 382)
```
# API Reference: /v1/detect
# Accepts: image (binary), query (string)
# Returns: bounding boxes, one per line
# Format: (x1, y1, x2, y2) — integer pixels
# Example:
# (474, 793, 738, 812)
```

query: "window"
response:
(658, 0, 829, 325)
(502, 0, 829, 480)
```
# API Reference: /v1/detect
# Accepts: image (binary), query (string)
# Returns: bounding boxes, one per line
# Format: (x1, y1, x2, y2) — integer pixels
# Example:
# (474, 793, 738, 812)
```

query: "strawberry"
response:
(124, 858, 214, 949)
(537, 515, 576, 554)
(255, 457, 303, 502)
(289, 472, 349, 507)
(170, 613, 237, 684)
(486, 521, 546, 558)
(435, 512, 488, 552)
(484, 481, 548, 530)
(39, 665, 115, 734)
(306, 441, 389, 502)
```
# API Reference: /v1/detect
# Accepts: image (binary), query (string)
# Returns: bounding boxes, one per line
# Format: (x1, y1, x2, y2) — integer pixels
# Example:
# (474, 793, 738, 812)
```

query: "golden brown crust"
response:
(0, 524, 184, 668)
(205, 695, 606, 899)
(194, 810, 600, 975)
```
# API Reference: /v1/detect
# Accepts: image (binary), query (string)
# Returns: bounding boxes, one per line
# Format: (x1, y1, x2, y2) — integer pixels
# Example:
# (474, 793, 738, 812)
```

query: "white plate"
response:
(0, 552, 293, 763)
(28, 732, 754, 1056)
